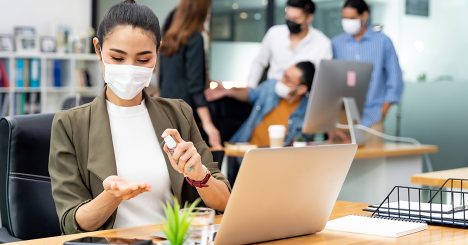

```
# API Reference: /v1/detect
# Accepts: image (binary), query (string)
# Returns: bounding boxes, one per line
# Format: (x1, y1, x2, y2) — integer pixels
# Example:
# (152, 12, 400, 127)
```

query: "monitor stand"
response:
(342, 97, 366, 146)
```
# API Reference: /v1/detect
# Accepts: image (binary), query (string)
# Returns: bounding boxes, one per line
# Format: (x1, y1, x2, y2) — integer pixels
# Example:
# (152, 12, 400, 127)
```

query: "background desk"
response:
(412, 167, 468, 188)
(226, 143, 438, 204)
(10, 201, 468, 245)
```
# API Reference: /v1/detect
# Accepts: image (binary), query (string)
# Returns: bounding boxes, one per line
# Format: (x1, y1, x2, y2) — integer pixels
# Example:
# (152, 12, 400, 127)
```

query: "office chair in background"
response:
(0, 114, 61, 242)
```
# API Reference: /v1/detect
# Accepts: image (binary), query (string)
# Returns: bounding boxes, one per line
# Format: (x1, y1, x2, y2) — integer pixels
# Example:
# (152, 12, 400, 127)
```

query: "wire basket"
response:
(363, 179, 468, 227)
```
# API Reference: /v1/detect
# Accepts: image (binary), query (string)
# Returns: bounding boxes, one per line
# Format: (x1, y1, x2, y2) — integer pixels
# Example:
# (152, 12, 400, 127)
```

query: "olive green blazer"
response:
(48, 88, 230, 234)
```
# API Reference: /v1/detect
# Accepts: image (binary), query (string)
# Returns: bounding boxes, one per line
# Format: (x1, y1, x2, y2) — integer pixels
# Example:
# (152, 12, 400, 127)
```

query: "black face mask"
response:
(286, 19, 302, 34)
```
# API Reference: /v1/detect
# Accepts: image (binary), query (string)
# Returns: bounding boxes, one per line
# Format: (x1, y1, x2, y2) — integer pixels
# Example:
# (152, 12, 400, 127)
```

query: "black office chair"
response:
(0, 114, 61, 242)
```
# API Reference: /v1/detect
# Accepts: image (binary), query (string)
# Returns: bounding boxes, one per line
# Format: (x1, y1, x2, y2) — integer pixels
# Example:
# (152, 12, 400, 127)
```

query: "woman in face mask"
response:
(159, 0, 222, 150)
(48, 0, 230, 234)
(331, 0, 404, 145)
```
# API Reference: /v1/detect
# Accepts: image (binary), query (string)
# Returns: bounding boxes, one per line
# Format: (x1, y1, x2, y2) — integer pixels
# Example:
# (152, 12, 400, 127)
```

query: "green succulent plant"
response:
(162, 197, 200, 245)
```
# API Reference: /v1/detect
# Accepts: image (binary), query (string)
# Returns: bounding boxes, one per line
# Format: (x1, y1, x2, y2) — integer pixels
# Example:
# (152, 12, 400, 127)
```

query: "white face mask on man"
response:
(275, 81, 292, 99)
(101, 54, 154, 100)
(342, 18, 362, 35)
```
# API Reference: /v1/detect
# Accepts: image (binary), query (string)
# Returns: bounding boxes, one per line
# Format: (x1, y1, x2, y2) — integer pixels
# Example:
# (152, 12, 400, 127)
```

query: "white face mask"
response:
(342, 18, 362, 35)
(275, 81, 292, 99)
(102, 59, 154, 100)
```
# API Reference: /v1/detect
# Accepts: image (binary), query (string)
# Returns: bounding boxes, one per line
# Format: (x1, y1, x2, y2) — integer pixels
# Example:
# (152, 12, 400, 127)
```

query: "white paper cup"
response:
(268, 125, 286, 148)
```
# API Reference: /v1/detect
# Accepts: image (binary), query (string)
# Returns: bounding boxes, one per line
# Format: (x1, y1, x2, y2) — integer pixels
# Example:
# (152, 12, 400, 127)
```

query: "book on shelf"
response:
(76, 68, 92, 88)
(0, 94, 9, 117)
(16, 59, 24, 87)
(30, 59, 40, 88)
(23, 59, 30, 88)
(0, 60, 9, 88)
(53, 60, 62, 87)
(14, 93, 24, 115)
(14, 58, 41, 90)
(10, 58, 43, 115)
(29, 92, 41, 114)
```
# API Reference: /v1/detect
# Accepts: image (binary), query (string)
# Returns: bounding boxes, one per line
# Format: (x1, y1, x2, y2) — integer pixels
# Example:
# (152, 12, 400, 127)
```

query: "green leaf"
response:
(161, 197, 202, 245)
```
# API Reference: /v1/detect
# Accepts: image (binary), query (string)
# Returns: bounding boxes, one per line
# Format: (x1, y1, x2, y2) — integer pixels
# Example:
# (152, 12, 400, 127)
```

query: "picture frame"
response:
(15, 34, 39, 53)
(40, 36, 57, 53)
(56, 25, 72, 53)
(0, 34, 14, 52)
(71, 37, 90, 53)
(405, 0, 430, 17)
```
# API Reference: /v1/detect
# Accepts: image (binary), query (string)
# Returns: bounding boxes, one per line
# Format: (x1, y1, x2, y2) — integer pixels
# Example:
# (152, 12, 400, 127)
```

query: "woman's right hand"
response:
(102, 175, 152, 201)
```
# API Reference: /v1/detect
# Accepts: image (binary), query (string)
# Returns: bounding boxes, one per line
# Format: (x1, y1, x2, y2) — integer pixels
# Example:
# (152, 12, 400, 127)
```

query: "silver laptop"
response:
(214, 144, 357, 244)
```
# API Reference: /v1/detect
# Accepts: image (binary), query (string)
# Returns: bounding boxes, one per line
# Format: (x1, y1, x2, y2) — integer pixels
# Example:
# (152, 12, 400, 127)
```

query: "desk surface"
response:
(225, 143, 439, 159)
(411, 167, 468, 188)
(11, 201, 468, 245)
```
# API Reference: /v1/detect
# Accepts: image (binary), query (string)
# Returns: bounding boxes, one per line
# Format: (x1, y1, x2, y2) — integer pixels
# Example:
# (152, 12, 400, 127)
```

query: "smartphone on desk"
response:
(63, 236, 153, 245)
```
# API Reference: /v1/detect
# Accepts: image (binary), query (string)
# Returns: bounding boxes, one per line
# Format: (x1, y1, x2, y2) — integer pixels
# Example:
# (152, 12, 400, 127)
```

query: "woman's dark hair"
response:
(162, 8, 176, 35)
(296, 61, 315, 91)
(97, 0, 161, 50)
(343, 0, 370, 15)
(286, 0, 316, 15)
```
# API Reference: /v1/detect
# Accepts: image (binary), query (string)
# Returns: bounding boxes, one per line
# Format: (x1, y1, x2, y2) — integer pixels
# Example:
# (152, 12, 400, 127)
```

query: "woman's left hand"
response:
(161, 129, 208, 180)
(202, 122, 222, 150)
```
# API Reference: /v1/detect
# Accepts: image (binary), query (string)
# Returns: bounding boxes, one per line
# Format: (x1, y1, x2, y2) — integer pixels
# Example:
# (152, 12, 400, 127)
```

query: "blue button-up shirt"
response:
(230, 80, 309, 145)
(332, 29, 404, 126)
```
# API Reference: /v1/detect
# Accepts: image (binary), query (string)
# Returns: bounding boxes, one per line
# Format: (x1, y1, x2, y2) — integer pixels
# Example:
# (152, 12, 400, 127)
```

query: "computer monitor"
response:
(302, 60, 373, 143)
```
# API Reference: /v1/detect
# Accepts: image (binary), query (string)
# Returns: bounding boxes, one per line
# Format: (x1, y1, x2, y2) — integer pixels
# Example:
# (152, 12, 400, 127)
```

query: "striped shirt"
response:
(332, 29, 404, 126)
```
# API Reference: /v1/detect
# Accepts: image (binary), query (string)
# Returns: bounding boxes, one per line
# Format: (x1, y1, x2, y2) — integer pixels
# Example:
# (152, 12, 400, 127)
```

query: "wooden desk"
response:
(224, 143, 438, 159)
(226, 144, 438, 204)
(411, 167, 468, 188)
(10, 201, 468, 245)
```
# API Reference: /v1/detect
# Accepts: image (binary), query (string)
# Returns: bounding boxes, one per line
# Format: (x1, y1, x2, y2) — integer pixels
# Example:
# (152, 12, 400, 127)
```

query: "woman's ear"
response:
(92, 37, 101, 59)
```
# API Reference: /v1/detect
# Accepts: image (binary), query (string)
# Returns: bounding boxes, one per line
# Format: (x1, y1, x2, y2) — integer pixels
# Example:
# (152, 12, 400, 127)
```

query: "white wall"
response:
(97, 0, 179, 29)
(399, 0, 468, 82)
(372, 0, 468, 82)
(0, 0, 92, 36)
(210, 42, 261, 86)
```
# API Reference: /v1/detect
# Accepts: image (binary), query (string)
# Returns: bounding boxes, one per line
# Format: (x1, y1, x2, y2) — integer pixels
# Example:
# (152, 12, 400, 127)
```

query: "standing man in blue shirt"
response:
(332, 0, 403, 144)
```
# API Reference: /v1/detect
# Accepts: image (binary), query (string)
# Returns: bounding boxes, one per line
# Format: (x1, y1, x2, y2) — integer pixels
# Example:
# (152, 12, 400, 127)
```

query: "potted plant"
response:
(162, 198, 200, 245)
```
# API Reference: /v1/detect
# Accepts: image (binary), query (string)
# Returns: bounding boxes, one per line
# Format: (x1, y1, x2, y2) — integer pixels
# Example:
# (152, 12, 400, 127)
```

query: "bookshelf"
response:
(0, 52, 103, 117)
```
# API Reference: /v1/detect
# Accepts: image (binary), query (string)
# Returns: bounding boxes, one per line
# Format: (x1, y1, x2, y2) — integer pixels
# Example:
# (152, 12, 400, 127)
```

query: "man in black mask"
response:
(247, 0, 331, 88)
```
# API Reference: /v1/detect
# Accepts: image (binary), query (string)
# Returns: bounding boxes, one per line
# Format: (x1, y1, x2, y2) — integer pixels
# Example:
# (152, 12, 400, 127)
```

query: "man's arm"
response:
(382, 37, 404, 119)
(225, 88, 249, 102)
(205, 83, 251, 103)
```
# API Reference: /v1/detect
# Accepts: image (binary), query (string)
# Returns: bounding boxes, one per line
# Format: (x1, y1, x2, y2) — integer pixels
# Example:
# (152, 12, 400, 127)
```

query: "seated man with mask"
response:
(206, 61, 315, 183)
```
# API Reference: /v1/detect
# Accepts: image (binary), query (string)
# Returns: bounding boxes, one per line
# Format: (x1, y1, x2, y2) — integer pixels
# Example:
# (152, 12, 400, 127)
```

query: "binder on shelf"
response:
(53, 60, 62, 87)
(20, 93, 26, 115)
(14, 94, 24, 115)
(0, 94, 9, 116)
(16, 59, 25, 87)
(0, 60, 9, 87)
(29, 92, 40, 114)
(30, 59, 40, 88)
(24, 59, 30, 88)
(364, 178, 468, 228)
